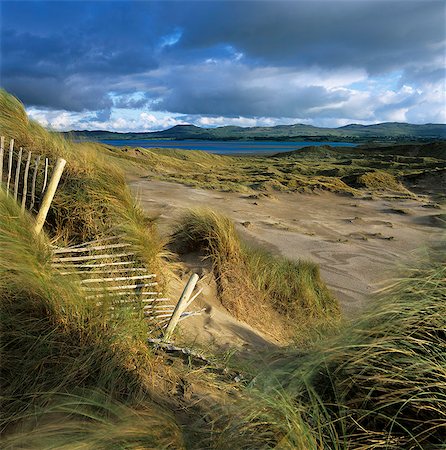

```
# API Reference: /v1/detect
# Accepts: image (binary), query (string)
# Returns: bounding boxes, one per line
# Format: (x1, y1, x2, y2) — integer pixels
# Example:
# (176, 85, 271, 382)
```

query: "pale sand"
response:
(130, 177, 445, 349)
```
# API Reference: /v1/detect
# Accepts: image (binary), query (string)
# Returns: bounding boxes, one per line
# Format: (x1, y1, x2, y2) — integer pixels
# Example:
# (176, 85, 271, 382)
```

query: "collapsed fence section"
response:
(52, 235, 205, 337)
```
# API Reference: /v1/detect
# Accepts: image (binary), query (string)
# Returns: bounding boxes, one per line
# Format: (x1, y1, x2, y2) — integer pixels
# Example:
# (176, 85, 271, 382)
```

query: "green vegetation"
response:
(105, 142, 446, 197)
(69, 121, 446, 142)
(222, 254, 446, 449)
(0, 90, 165, 274)
(0, 190, 184, 447)
(173, 209, 338, 343)
(1, 89, 445, 448)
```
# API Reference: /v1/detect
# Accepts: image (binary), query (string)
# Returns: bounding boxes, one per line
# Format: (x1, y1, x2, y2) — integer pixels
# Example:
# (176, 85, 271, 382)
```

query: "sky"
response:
(1, 0, 445, 132)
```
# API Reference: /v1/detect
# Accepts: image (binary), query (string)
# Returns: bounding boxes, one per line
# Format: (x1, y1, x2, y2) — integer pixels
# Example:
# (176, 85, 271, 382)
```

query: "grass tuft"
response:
(173, 208, 339, 343)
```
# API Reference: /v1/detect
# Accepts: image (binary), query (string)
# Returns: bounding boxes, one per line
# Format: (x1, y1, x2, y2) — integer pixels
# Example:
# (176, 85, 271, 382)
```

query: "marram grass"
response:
(173, 208, 339, 343)
(228, 253, 446, 449)
(0, 89, 166, 279)
(0, 191, 178, 435)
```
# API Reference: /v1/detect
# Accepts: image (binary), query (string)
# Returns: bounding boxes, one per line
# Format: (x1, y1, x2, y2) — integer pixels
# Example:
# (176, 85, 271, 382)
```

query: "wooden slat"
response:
(141, 297, 169, 302)
(143, 305, 175, 310)
(21, 151, 32, 212)
(0, 136, 4, 183)
(146, 313, 174, 319)
(53, 261, 135, 269)
(82, 282, 157, 292)
(59, 268, 150, 275)
(87, 292, 162, 300)
(6, 139, 14, 194)
(80, 274, 156, 284)
(13, 147, 23, 200)
(53, 243, 131, 254)
(41, 157, 48, 195)
(61, 234, 123, 249)
(30, 155, 41, 211)
(52, 252, 135, 263)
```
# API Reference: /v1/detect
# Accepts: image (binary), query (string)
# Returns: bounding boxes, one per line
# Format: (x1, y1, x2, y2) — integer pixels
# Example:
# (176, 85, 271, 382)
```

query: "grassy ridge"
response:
(173, 209, 339, 343)
(218, 254, 446, 449)
(113, 142, 445, 197)
(0, 90, 166, 275)
(0, 191, 185, 447)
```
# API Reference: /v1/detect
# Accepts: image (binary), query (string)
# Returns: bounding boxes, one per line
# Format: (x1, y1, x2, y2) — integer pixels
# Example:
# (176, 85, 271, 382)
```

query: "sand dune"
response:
(131, 178, 444, 318)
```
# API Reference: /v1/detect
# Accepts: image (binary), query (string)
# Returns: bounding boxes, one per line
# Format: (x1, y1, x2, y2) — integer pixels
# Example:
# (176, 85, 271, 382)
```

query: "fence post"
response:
(163, 273, 199, 341)
(6, 139, 14, 194)
(13, 147, 23, 200)
(0, 136, 4, 184)
(21, 151, 32, 212)
(34, 157, 66, 234)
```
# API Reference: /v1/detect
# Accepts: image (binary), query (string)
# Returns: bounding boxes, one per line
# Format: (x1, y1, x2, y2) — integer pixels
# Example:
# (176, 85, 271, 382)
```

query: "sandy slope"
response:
(130, 177, 444, 349)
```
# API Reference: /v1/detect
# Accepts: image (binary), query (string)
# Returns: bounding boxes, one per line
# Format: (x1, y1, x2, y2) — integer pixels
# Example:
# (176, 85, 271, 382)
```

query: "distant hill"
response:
(272, 141, 446, 160)
(66, 122, 446, 143)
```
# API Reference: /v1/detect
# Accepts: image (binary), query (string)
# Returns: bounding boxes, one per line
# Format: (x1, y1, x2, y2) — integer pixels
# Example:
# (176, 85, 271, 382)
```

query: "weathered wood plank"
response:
(13, 147, 23, 200)
(53, 261, 135, 269)
(52, 252, 134, 263)
(21, 151, 32, 211)
(30, 155, 41, 211)
(34, 157, 66, 234)
(80, 274, 156, 284)
(6, 139, 14, 194)
(0, 136, 4, 184)
(87, 292, 162, 300)
(61, 235, 123, 249)
(53, 243, 131, 254)
(59, 268, 150, 275)
(163, 273, 199, 340)
(82, 282, 157, 292)
(41, 157, 49, 196)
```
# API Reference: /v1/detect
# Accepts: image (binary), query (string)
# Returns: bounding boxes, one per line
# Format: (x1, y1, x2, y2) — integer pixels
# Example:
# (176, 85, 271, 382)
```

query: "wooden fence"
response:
(51, 230, 204, 339)
(1, 136, 201, 339)
(0, 136, 66, 234)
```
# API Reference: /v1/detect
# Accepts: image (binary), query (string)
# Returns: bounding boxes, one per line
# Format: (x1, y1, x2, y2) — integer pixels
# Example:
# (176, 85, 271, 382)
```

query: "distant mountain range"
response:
(66, 122, 446, 143)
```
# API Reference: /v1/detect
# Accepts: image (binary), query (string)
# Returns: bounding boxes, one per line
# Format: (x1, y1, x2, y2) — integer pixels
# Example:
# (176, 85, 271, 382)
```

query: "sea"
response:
(98, 139, 358, 155)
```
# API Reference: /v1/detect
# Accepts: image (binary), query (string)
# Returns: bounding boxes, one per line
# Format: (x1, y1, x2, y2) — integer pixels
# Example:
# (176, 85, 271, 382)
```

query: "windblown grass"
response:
(0, 89, 166, 277)
(2, 390, 184, 450)
(358, 170, 410, 193)
(221, 253, 446, 449)
(173, 209, 339, 343)
(0, 192, 180, 435)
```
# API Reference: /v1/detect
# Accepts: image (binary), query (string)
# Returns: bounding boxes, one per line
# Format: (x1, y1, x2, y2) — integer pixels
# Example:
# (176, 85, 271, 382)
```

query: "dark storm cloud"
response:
(151, 64, 350, 117)
(1, 0, 444, 122)
(169, 1, 445, 75)
(1, 1, 164, 110)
